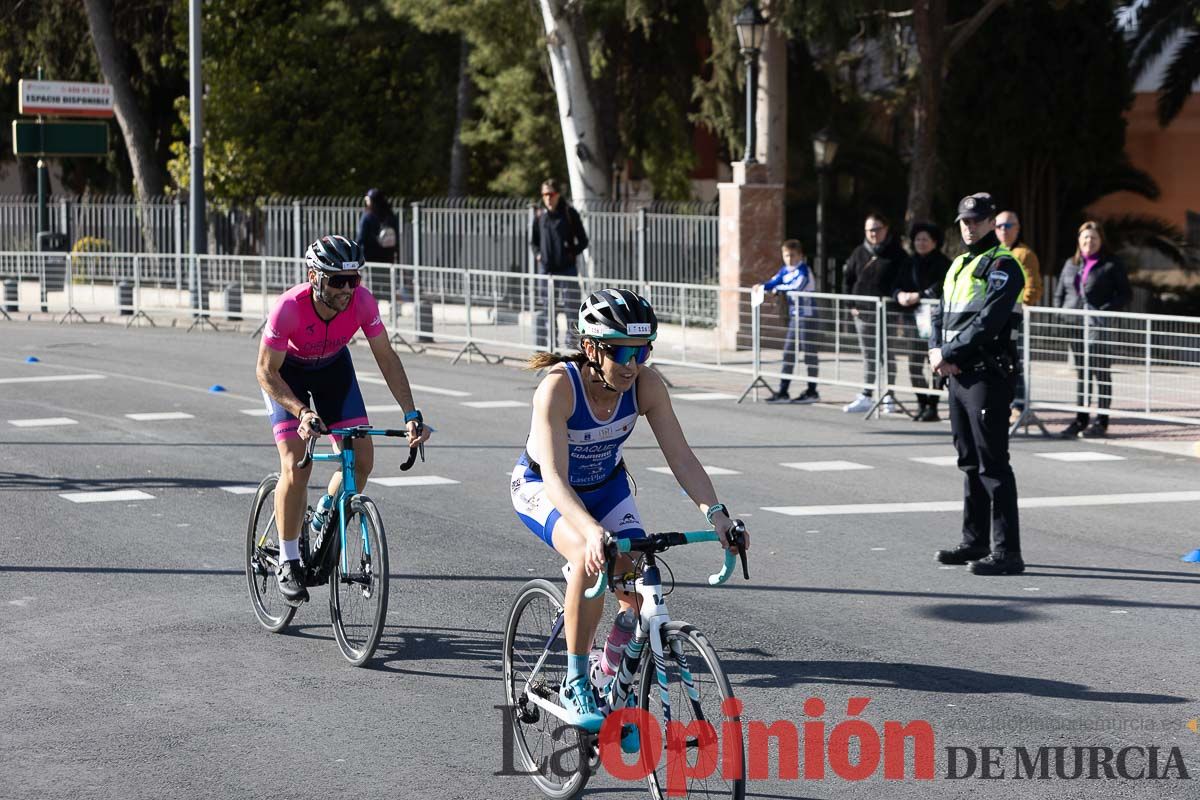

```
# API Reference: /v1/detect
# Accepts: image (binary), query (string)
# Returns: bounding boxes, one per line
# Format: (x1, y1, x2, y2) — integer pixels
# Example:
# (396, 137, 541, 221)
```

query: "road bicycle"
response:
(502, 523, 749, 799)
(245, 425, 419, 666)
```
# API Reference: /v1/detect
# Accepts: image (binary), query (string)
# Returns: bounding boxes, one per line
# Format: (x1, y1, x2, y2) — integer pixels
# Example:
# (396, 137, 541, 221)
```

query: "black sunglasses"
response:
(325, 272, 362, 289)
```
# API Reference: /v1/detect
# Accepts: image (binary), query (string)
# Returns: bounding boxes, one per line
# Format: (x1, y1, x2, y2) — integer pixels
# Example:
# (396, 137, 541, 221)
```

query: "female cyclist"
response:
(509, 287, 748, 732)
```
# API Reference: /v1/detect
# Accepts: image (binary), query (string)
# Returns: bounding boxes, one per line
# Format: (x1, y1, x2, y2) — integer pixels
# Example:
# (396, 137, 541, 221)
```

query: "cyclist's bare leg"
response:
(551, 519, 607, 655)
(274, 438, 312, 545)
(325, 434, 374, 499)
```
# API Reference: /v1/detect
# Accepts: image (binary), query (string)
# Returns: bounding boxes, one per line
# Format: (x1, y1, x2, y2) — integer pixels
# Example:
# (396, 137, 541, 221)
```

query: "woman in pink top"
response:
(256, 234, 431, 605)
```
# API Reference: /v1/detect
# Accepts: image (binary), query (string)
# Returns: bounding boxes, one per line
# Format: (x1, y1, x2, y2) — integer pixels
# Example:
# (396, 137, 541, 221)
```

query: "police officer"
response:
(929, 193, 1026, 575)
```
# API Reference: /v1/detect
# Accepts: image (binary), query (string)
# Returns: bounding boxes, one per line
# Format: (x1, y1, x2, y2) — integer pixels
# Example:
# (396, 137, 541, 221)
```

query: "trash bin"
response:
(116, 280, 134, 316)
(37, 231, 68, 313)
(223, 283, 242, 321)
(3, 278, 17, 312)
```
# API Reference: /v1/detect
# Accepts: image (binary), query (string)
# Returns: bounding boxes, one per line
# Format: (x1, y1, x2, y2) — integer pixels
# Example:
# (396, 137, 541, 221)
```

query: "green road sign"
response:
(12, 120, 108, 157)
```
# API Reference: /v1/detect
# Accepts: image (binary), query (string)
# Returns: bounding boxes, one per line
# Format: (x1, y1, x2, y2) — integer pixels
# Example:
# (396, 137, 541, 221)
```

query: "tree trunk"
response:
(756, 20, 788, 186)
(83, 0, 165, 250)
(907, 0, 946, 225)
(536, 0, 609, 210)
(448, 36, 472, 197)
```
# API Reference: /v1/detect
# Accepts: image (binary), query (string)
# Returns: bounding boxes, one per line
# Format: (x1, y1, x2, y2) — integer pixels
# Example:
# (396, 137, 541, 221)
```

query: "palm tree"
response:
(1128, 0, 1200, 126)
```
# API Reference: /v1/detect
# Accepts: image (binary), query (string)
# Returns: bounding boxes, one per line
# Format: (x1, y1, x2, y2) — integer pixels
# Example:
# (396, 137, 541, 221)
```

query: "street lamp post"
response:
(812, 128, 838, 291)
(734, 2, 767, 165)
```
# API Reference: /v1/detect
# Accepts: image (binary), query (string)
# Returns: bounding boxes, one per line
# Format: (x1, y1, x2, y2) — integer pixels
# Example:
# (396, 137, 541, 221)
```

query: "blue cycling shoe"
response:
(559, 679, 605, 733)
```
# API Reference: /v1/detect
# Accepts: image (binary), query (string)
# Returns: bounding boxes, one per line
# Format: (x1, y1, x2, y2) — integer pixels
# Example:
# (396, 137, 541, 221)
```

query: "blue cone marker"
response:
(209, 384, 227, 393)
(1181, 548, 1200, 563)
(25, 356, 39, 363)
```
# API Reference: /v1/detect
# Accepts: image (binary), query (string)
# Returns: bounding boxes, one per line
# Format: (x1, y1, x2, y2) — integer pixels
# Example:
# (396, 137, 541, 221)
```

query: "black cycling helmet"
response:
(305, 235, 364, 273)
(578, 288, 658, 341)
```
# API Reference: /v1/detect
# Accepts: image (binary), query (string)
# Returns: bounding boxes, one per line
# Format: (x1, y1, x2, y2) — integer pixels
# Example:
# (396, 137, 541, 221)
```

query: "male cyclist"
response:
(510, 288, 749, 733)
(257, 234, 431, 606)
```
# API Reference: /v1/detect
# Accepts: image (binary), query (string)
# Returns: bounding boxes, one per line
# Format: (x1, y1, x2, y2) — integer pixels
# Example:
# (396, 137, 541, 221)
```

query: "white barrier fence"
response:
(3, 252, 1198, 430)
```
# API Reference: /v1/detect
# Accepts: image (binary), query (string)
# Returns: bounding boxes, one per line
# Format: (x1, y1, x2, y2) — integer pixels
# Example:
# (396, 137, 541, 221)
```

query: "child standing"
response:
(758, 239, 820, 404)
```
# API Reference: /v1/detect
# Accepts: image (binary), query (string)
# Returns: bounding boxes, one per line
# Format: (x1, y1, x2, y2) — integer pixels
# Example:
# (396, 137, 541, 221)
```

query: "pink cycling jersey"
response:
(262, 283, 385, 367)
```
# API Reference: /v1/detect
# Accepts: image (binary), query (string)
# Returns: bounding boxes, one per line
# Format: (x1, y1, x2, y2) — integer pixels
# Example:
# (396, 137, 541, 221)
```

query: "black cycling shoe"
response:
(935, 545, 990, 565)
(276, 559, 309, 606)
(968, 553, 1026, 575)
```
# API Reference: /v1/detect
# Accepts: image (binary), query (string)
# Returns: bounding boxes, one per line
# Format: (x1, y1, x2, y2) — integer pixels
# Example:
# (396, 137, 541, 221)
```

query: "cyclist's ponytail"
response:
(525, 350, 589, 371)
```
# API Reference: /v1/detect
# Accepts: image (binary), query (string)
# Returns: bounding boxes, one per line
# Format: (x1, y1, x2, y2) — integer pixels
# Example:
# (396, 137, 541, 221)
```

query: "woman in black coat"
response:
(1053, 220, 1131, 438)
(893, 222, 952, 421)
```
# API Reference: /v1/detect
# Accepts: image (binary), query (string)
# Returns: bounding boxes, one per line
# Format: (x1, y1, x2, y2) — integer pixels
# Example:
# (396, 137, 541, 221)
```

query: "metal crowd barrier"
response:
(3, 251, 1199, 431)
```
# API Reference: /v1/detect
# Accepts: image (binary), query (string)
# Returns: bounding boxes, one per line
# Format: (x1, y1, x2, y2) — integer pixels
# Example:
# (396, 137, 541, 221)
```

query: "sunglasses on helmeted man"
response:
(324, 272, 362, 289)
(598, 342, 653, 365)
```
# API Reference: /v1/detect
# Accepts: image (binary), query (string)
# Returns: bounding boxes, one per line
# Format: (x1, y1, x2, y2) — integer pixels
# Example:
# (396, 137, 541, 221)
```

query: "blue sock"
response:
(566, 653, 589, 686)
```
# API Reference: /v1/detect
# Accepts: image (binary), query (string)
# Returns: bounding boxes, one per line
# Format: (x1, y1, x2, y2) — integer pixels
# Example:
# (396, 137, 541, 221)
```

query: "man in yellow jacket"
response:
(996, 210, 1042, 417)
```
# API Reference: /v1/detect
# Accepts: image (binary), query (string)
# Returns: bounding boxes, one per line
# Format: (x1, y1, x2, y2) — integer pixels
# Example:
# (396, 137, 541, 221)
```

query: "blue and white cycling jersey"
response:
(524, 360, 639, 487)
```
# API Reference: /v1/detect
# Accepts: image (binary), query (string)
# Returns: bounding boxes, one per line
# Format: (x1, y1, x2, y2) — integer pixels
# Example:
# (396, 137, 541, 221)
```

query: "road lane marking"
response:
(360, 376, 471, 397)
(909, 456, 959, 466)
(460, 400, 528, 409)
(220, 486, 259, 495)
(780, 461, 873, 472)
(762, 490, 1200, 516)
(648, 466, 741, 476)
(0, 373, 105, 384)
(1035, 451, 1126, 462)
(60, 490, 155, 503)
(239, 409, 270, 416)
(9, 417, 78, 427)
(371, 476, 461, 487)
(125, 412, 195, 421)
(672, 392, 738, 401)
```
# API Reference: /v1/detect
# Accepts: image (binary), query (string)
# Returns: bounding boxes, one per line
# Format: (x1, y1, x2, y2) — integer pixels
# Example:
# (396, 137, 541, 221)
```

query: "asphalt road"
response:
(2, 322, 1199, 800)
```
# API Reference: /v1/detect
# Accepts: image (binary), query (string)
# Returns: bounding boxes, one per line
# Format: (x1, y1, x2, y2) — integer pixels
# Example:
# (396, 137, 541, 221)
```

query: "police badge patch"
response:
(987, 270, 1010, 290)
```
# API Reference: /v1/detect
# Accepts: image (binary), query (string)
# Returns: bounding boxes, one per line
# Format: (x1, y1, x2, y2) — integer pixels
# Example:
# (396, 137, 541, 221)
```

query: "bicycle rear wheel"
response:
(328, 495, 388, 666)
(245, 474, 296, 632)
(638, 622, 744, 800)
(502, 579, 592, 800)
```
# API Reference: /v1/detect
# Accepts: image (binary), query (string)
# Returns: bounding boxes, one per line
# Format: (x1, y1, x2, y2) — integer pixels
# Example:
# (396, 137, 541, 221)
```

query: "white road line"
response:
(909, 456, 960, 466)
(0, 373, 105, 384)
(762, 490, 1200, 517)
(9, 417, 78, 427)
(239, 409, 270, 416)
(125, 412, 195, 421)
(780, 461, 873, 472)
(371, 476, 461, 487)
(360, 376, 471, 397)
(220, 486, 260, 495)
(1035, 451, 1126, 462)
(648, 466, 741, 476)
(672, 392, 738, 401)
(460, 400, 528, 409)
(60, 490, 155, 503)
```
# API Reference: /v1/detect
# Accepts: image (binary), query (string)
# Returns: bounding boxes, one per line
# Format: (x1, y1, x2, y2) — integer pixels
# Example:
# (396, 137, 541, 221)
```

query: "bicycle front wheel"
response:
(328, 495, 389, 666)
(638, 622, 744, 800)
(502, 579, 592, 800)
(244, 474, 296, 632)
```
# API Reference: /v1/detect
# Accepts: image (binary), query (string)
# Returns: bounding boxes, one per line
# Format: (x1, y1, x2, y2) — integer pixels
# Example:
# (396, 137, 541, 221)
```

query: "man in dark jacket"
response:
(357, 188, 399, 265)
(531, 179, 589, 349)
(893, 222, 952, 421)
(841, 213, 907, 413)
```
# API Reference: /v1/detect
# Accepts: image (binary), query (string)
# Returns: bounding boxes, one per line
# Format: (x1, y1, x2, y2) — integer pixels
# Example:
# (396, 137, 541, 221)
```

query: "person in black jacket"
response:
(893, 222, 952, 421)
(357, 188, 400, 265)
(1053, 220, 1132, 438)
(841, 213, 906, 413)
(531, 179, 589, 349)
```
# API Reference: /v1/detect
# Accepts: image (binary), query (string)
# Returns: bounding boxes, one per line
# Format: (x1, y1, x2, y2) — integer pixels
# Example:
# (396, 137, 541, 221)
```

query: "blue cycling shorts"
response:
(510, 454, 646, 548)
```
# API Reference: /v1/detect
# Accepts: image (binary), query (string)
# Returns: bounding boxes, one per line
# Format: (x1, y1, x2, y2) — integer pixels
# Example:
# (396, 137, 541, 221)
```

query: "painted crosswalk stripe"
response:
(126, 412, 195, 421)
(60, 490, 155, 504)
(781, 461, 873, 472)
(673, 392, 738, 401)
(762, 490, 1200, 517)
(648, 466, 741, 476)
(360, 376, 471, 397)
(1035, 451, 1126, 462)
(460, 400, 528, 409)
(239, 408, 270, 416)
(0, 373, 105, 384)
(909, 456, 960, 466)
(9, 417, 78, 427)
(371, 476, 461, 487)
(220, 486, 260, 495)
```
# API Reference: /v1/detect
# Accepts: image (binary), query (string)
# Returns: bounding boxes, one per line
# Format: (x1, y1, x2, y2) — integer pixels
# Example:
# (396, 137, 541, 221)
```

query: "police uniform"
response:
(931, 193, 1026, 575)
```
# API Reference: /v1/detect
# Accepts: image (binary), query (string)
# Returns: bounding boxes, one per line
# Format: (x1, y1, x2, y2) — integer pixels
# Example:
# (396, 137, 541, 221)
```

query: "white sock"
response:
(280, 536, 301, 563)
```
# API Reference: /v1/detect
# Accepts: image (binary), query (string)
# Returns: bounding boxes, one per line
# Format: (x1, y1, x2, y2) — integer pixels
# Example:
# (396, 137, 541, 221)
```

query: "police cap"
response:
(955, 192, 997, 222)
